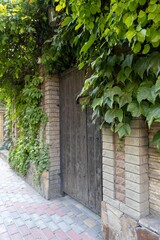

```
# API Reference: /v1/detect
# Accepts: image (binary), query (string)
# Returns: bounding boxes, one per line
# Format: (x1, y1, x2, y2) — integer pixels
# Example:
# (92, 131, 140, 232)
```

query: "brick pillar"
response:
(43, 74, 61, 199)
(102, 118, 149, 239)
(125, 118, 149, 218)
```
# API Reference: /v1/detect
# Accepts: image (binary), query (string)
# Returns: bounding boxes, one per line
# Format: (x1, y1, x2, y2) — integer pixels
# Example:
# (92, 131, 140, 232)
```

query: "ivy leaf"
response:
(152, 131, 160, 152)
(147, 104, 160, 127)
(78, 62, 85, 70)
(137, 29, 146, 43)
(80, 34, 96, 54)
(147, 52, 160, 76)
(122, 55, 133, 68)
(126, 29, 136, 41)
(104, 108, 123, 124)
(104, 109, 115, 124)
(115, 123, 131, 138)
(123, 14, 134, 28)
(151, 31, 160, 44)
(139, 0, 146, 5)
(152, 130, 160, 145)
(62, 16, 72, 26)
(134, 58, 147, 78)
(115, 109, 123, 122)
(92, 97, 103, 110)
(140, 101, 150, 117)
(56, 4, 64, 12)
(127, 101, 141, 117)
(142, 44, 150, 54)
(138, 10, 146, 19)
(129, 2, 137, 11)
(117, 70, 126, 83)
(124, 67, 132, 78)
(119, 92, 132, 108)
(133, 42, 141, 53)
(137, 82, 156, 104)
(155, 76, 160, 93)
(104, 86, 122, 104)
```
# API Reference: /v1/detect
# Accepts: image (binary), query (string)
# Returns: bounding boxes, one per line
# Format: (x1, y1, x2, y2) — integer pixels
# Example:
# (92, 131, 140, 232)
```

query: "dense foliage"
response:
(0, 0, 50, 178)
(44, 0, 160, 149)
(0, 0, 160, 181)
(9, 76, 49, 180)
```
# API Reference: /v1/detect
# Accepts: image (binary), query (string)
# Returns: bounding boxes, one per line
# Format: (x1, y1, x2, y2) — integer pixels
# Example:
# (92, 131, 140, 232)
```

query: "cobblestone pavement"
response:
(0, 158, 102, 240)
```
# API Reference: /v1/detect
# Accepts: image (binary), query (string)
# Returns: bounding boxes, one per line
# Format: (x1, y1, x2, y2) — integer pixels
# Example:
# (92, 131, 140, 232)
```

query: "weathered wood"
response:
(60, 68, 102, 213)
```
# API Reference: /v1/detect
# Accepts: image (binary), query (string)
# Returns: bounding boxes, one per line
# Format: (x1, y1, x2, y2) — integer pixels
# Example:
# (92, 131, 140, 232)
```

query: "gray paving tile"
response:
(0, 157, 102, 239)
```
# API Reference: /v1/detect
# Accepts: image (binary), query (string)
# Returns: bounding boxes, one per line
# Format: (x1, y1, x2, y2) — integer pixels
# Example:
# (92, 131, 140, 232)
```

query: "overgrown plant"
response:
(42, 0, 160, 150)
(0, 0, 50, 179)
(9, 75, 49, 180)
(1, 0, 160, 176)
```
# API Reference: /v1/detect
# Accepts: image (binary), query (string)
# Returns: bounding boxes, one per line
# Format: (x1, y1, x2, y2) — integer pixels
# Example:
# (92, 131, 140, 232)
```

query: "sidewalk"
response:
(0, 158, 102, 240)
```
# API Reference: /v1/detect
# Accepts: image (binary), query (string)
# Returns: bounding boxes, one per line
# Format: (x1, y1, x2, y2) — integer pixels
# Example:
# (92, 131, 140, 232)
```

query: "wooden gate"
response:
(60, 69, 102, 213)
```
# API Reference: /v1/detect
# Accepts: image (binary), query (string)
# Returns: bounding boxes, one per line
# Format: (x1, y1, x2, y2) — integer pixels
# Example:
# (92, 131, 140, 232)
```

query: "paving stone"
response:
(0, 231, 11, 240)
(25, 219, 36, 229)
(21, 213, 30, 221)
(3, 217, 13, 226)
(84, 218, 97, 228)
(47, 222, 59, 232)
(35, 220, 46, 229)
(10, 212, 20, 220)
(0, 157, 102, 240)
(14, 218, 24, 227)
(19, 225, 31, 236)
(62, 215, 74, 225)
(54, 229, 68, 240)
(71, 223, 85, 234)
(58, 221, 71, 233)
(51, 214, 62, 224)
(10, 232, 22, 240)
(0, 224, 7, 234)
(31, 227, 47, 239)
(7, 224, 19, 235)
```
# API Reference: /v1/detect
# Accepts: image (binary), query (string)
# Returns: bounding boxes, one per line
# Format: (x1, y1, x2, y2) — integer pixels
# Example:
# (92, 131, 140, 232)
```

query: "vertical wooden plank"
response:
(87, 106, 102, 213)
(75, 70, 88, 204)
(87, 106, 96, 211)
(94, 119, 102, 213)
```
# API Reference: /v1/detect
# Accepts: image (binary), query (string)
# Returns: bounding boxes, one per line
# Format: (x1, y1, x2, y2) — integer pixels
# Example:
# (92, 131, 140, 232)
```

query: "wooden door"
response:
(60, 69, 102, 213)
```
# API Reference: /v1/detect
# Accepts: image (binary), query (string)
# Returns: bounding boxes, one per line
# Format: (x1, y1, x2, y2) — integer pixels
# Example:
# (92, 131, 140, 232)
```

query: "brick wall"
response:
(149, 122, 160, 216)
(42, 74, 61, 199)
(25, 72, 61, 199)
(102, 118, 153, 239)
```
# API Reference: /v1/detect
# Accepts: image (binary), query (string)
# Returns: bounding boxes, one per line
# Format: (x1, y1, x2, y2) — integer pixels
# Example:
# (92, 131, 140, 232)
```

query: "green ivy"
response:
(1, 0, 160, 168)
(46, 0, 160, 150)
(0, 0, 50, 179)
(8, 75, 49, 181)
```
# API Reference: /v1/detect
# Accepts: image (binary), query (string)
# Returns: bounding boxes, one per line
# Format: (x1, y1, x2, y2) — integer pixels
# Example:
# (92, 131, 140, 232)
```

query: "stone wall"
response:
(102, 118, 160, 240)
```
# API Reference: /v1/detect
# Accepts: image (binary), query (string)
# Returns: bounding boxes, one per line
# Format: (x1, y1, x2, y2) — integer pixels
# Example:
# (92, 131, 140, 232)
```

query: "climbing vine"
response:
(8, 75, 49, 180)
(0, 0, 160, 182)
(43, 0, 160, 149)
(0, 0, 50, 179)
